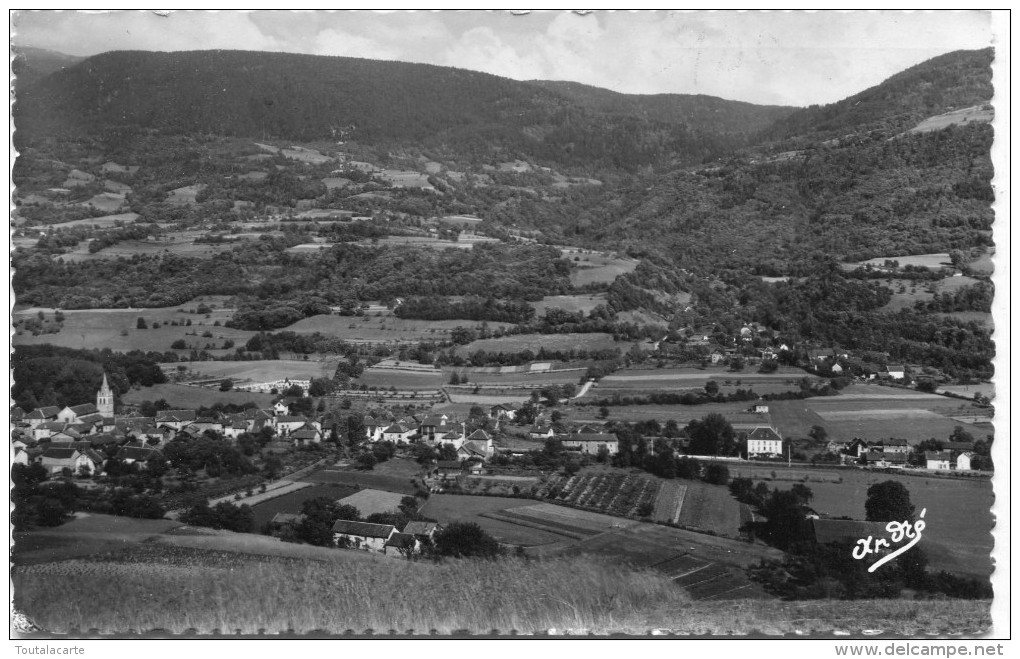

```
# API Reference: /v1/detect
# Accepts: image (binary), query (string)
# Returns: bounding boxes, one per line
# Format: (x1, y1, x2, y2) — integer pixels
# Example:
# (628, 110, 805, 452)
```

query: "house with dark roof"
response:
(39, 447, 102, 475)
(529, 424, 554, 439)
(383, 532, 420, 556)
(25, 407, 61, 428)
(560, 433, 619, 456)
(870, 438, 910, 454)
(925, 451, 952, 470)
(419, 414, 452, 442)
(32, 420, 67, 441)
(116, 446, 163, 468)
(745, 427, 784, 458)
(155, 410, 198, 431)
(435, 460, 464, 480)
(332, 520, 397, 552)
(275, 416, 310, 436)
(291, 427, 322, 447)
(382, 422, 416, 444)
(810, 519, 889, 547)
(270, 512, 306, 526)
(403, 521, 440, 540)
(57, 403, 99, 424)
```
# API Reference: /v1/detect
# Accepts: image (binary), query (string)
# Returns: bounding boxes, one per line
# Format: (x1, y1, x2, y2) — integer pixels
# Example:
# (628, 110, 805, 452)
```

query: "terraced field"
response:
(538, 469, 661, 518)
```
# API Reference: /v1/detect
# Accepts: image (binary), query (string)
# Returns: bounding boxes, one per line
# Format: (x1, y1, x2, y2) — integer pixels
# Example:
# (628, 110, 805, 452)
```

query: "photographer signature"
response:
(851, 508, 927, 573)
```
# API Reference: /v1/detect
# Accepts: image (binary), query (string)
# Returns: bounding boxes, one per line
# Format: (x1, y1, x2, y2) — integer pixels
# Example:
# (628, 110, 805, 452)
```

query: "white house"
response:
(363, 416, 386, 442)
(332, 520, 397, 552)
(746, 427, 784, 458)
(275, 415, 310, 436)
(560, 433, 619, 456)
(39, 447, 102, 476)
(885, 365, 906, 379)
(956, 452, 976, 471)
(57, 403, 99, 424)
(381, 422, 416, 444)
(925, 451, 952, 470)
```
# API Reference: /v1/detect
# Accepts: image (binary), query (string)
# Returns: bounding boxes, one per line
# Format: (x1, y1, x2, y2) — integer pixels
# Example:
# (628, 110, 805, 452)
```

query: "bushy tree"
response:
(433, 521, 502, 559)
(685, 413, 737, 456)
(865, 481, 915, 522)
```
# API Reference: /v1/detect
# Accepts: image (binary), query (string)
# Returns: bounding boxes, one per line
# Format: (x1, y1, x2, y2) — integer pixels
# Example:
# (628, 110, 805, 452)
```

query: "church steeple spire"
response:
(96, 372, 114, 417)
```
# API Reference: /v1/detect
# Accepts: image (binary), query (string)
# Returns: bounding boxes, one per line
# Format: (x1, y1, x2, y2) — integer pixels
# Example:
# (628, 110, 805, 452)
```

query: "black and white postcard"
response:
(8, 9, 1011, 649)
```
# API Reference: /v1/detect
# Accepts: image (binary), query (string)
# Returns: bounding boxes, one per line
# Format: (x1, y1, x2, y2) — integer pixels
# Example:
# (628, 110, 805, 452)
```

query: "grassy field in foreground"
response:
(12, 543, 991, 635)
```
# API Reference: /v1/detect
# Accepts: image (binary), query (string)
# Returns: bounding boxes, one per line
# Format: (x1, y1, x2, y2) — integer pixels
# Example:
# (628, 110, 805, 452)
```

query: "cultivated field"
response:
(537, 468, 661, 519)
(563, 400, 770, 426)
(457, 332, 620, 356)
(728, 463, 994, 578)
(169, 359, 337, 384)
(250, 483, 359, 527)
(337, 488, 409, 517)
(299, 468, 421, 495)
(651, 480, 687, 524)
(597, 367, 821, 395)
(122, 383, 276, 409)
(804, 385, 989, 444)
(357, 368, 444, 390)
(674, 481, 742, 538)
(419, 494, 563, 546)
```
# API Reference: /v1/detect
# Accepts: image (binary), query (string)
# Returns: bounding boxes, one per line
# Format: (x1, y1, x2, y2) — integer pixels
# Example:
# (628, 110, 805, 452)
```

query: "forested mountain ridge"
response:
(11, 46, 86, 87)
(525, 80, 795, 135)
(760, 48, 993, 144)
(12, 49, 779, 171)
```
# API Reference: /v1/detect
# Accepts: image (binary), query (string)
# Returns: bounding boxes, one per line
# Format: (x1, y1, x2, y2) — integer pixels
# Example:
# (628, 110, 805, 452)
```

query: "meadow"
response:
(562, 400, 768, 426)
(54, 238, 232, 262)
(846, 253, 952, 270)
(286, 314, 509, 342)
(122, 383, 275, 409)
(170, 359, 338, 383)
(12, 297, 252, 353)
(357, 368, 444, 390)
(727, 463, 994, 578)
(564, 251, 639, 286)
(45, 212, 139, 230)
(530, 293, 608, 316)
(457, 332, 620, 356)
(419, 494, 563, 546)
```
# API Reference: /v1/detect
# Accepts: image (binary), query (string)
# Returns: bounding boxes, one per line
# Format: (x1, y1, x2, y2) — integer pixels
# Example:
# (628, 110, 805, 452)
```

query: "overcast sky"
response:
(11, 10, 997, 106)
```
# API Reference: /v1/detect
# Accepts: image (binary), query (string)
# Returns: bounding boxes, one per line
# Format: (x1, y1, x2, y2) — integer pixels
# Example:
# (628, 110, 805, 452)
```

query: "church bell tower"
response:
(97, 373, 115, 417)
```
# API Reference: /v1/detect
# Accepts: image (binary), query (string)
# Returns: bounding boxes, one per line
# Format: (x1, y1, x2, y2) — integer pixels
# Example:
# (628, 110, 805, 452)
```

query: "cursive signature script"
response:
(851, 508, 926, 573)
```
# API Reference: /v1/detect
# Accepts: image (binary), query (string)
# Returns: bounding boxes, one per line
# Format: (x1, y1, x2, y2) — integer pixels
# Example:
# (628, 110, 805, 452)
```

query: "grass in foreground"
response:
(12, 545, 991, 635)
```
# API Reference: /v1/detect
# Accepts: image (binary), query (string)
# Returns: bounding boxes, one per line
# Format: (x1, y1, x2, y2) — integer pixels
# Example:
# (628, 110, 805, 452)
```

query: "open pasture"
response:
(284, 314, 509, 343)
(166, 185, 205, 205)
(250, 483, 359, 528)
(79, 192, 127, 212)
(566, 253, 639, 286)
(45, 212, 140, 230)
(54, 238, 232, 262)
(171, 359, 337, 383)
(909, 104, 994, 133)
(12, 301, 251, 353)
(938, 382, 995, 400)
(848, 253, 952, 270)
(122, 383, 275, 409)
(457, 332, 619, 356)
(967, 249, 994, 275)
(736, 465, 993, 578)
(530, 294, 608, 316)
(877, 278, 935, 311)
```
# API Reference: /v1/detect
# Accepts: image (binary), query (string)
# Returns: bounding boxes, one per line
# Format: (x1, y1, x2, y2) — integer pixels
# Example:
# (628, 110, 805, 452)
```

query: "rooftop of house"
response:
(331, 520, 397, 538)
(747, 427, 783, 442)
(811, 519, 889, 545)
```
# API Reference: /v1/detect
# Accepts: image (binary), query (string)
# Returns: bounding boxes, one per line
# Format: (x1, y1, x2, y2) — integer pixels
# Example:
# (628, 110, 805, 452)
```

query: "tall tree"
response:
(865, 481, 915, 522)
